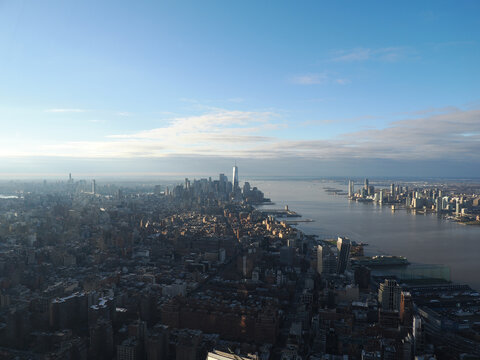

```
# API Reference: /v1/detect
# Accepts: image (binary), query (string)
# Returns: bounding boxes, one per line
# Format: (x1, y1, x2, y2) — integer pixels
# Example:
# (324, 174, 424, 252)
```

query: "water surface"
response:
(253, 179, 480, 290)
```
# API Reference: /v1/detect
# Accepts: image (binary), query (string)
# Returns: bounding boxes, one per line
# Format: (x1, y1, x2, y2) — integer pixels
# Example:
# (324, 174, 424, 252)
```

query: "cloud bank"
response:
(3, 108, 480, 167)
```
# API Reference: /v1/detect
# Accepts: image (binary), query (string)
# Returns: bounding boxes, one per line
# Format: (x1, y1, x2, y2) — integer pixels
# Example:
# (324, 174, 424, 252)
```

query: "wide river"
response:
(252, 179, 480, 290)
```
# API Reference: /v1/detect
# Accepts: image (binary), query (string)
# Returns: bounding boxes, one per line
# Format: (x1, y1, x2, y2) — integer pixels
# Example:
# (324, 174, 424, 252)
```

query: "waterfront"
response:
(254, 179, 480, 290)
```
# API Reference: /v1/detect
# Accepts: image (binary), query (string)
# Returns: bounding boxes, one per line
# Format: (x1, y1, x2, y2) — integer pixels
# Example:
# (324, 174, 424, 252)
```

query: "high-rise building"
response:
(348, 180, 354, 197)
(364, 178, 369, 191)
(92, 180, 96, 195)
(117, 337, 140, 360)
(243, 181, 251, 196)
(233, 165, 239, 190)
(400, 291, 413, 328)
(219, 173, 227, 194)
(317, 245, 336, 275)
(413, 315, 425, 354)
(317, 245, 323, 274)
(390, 183, 395, 198)
(378, 279, 401, 312)
(336, 237, 351, 274)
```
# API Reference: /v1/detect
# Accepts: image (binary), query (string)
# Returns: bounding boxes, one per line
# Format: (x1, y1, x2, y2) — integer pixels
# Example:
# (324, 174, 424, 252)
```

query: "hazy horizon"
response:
(1, 155, 480, 180)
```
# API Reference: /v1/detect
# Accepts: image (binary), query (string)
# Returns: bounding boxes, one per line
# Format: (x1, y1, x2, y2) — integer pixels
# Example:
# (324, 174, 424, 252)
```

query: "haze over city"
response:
(1, 1, 480, 178)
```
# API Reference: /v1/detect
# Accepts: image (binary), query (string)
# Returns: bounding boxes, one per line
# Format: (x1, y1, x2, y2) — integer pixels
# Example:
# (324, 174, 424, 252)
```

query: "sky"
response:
(0, 1, 479, 179)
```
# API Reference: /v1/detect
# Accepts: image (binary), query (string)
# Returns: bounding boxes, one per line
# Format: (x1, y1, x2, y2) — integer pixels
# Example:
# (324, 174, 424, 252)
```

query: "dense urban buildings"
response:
(0, 170, 479, 359)
(347, 178, 480, 224)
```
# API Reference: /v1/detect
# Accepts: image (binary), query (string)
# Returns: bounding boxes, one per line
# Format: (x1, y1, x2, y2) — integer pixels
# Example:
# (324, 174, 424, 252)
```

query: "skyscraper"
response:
(233, 165, 239, 190)
(378, 279, 401, 312)
(316, 245, 323, 275)
(348, 180, 354, 197)
(92, 180, 96, 195)
(317, 245, 336, 275)
(336, 237, 351, 274)
(364, 178, 369, 191)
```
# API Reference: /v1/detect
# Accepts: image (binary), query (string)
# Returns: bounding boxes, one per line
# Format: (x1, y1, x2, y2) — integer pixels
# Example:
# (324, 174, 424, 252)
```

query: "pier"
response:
(259, 204, 301, 217)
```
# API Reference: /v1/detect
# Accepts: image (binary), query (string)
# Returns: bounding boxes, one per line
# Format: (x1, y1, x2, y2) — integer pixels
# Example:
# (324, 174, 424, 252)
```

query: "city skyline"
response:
(2, 2, 480, 357)
(1, 1, 480, 177)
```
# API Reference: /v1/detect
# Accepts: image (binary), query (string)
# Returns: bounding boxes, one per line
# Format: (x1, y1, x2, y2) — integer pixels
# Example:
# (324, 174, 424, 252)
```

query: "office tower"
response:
(456, 200, 461, 215)
(364, 178, 369, 191)
(336, 237, 351, 274)
(233, 165, 239, 190)
(243, 181, 251, 195)
(348, 180, 354, 197)
(379, 189, 384, 204)
(317, 245, 323, 274)
(117, 338, 140, 360)
(92, 180, 96, 195)
(390, 183, 395, 198)
(400, 291, 413, 328)
(219, 173, 227, 194)
(413, 315, 425, 354)
(317, 245, 336, 275)
(378, 279, 401, 312)
(442, 196, 449, 211)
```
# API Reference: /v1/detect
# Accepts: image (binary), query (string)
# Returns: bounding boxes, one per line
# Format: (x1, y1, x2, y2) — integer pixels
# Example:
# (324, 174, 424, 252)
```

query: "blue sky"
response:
(1, 1, 479, 177)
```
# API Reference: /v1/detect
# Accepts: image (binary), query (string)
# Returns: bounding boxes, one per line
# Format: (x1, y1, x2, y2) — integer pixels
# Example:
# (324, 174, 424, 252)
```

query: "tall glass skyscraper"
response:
(233, 165, 239, 190)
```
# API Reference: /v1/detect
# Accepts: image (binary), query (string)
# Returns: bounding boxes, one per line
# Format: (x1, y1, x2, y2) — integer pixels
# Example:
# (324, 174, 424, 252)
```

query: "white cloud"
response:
(7, 107, 480, 163)
(21, 109, 279, 158)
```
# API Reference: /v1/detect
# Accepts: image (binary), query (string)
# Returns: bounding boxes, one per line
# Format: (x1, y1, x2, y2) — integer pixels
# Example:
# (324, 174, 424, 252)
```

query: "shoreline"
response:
(259, 190, 477, 291)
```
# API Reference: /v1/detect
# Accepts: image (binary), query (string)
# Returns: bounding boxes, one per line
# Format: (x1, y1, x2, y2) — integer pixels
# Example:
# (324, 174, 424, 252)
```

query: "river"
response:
(252, 179, 480, 290)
